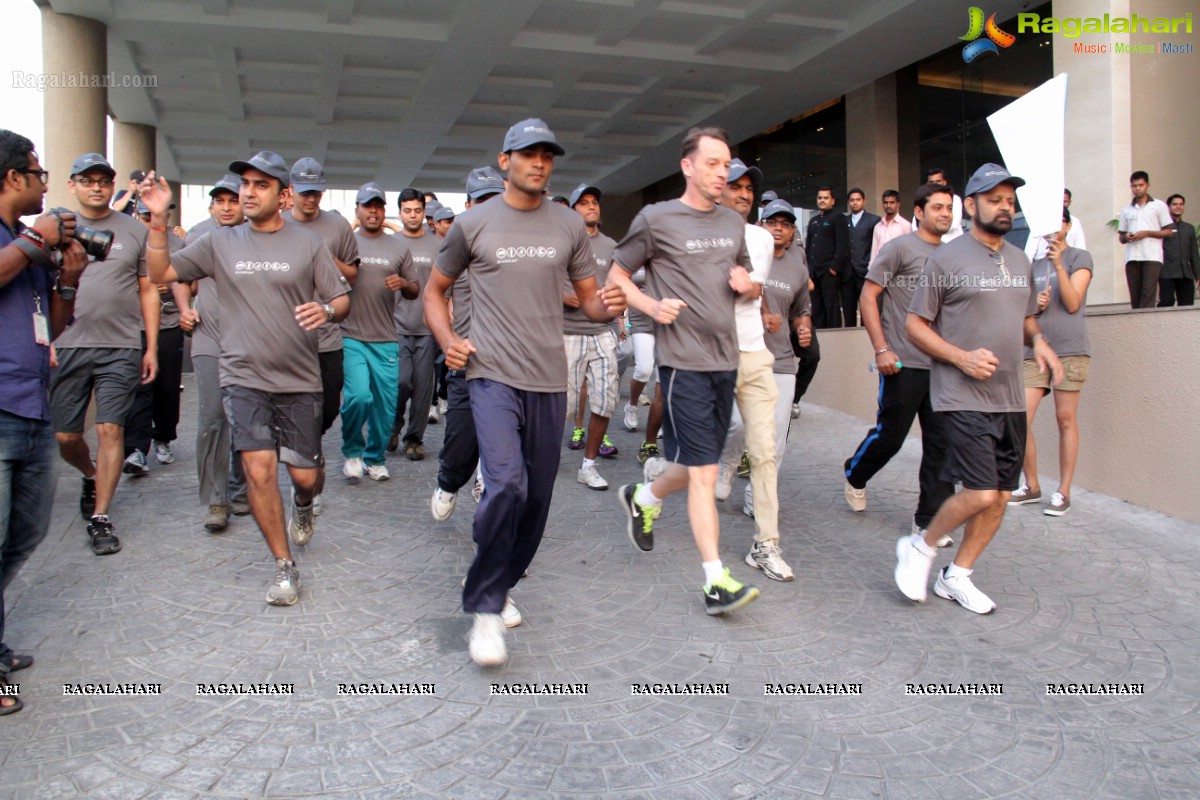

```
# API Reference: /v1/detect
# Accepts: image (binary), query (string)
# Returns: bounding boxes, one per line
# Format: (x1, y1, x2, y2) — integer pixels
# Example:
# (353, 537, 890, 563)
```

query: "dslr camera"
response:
(48, 207, 114, 262)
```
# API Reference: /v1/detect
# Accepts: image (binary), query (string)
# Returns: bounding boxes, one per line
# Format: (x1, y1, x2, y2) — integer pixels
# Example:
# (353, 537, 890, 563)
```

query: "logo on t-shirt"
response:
(412, 255, 433, 265)
(235, 260, 291, 273)
(361, 256, 392, 265)
(685, 238, 734, 252)
(495, 246, 557, 264)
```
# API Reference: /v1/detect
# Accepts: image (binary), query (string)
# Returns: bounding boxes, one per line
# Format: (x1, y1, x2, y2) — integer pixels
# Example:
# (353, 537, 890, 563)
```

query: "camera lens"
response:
(75, 225, 114, 261)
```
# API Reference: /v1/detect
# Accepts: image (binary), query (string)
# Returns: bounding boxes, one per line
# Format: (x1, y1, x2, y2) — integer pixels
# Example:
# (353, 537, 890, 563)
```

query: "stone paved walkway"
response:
(2, 376, 1198, 799)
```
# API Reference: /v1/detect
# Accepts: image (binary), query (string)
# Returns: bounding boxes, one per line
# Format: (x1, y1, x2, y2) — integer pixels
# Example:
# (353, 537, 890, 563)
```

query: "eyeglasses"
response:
(763, 218, 795, 229)
(16, 168, 49, 184)
(989, 249, 1010, 281)
(72, 176, 114, 188)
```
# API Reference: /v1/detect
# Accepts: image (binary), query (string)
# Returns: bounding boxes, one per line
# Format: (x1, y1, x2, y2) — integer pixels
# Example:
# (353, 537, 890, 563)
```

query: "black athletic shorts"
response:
(221, 385, 323, 469)
(939, 410, 1026, 492)
(658, 367, 737, 467)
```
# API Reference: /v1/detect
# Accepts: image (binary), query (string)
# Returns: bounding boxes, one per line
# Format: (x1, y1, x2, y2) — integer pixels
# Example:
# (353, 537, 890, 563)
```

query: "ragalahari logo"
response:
(960, 7, 1016, 62)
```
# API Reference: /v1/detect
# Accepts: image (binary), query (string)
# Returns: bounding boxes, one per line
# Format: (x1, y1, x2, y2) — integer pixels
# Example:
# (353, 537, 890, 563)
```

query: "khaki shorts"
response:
(1024, 354, 1089, 392)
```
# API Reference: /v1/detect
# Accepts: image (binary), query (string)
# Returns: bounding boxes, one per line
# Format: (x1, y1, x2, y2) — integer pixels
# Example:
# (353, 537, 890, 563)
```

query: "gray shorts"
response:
(50, 347, 142, 433)
(221, 385, 324, 468)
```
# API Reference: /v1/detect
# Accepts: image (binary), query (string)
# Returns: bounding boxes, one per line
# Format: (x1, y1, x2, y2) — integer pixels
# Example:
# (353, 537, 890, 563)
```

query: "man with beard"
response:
(894, 164, 1061, 615)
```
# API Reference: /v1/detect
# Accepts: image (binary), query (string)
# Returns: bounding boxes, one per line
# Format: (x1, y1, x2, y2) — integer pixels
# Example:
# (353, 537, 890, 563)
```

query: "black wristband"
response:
(13, 235, 52, 267)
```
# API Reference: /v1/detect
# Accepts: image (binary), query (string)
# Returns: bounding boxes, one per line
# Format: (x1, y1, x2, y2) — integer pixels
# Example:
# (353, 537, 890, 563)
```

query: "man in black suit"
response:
(806, 186, 850, 328)
(1159, 194, 1199, 307)
(843, 187, 881, 327)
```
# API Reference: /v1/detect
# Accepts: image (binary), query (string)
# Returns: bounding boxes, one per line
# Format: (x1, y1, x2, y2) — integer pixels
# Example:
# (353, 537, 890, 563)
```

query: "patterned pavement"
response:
(2, 375, 1198, 799)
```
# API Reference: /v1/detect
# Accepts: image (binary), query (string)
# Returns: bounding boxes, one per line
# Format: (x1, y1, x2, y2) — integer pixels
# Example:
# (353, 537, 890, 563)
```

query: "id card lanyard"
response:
(32, 286, 50, 346)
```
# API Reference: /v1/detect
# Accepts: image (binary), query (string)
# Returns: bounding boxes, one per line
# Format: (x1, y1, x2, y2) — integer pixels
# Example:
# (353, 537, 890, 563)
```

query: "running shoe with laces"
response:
(80, 475, 97, 521)
(704, 568, 760, 615)
(598, 434, 618, 458)
(623, 403, 638, 432)
(643, 456, 669, 483)
(153, 440, 174, 465)
(567, 427, 585, 450)
(288, 496, 316, 546)
(501, 596, 522, 628)
(467, 613, 507, 666)
(843, 478, 866, 512)
(312, 494, 322, 515)
(637, 442, 659, 465)
(932, 567, 996, 614)
(437, 399, 448, 416)
(736, 452, 751, 478)
(619, 483, 659, 552)
(266, 558, 300, 606)
(431, 487, 457, 521)
(578, 463, 608, 490)
(472, 476, 484, 503)
(791, 402, 801, 419)
(123, 450, 149, 477)
(1043, 492, 1070, 516)
(428, 405, 439, 424)
(342, 457, 364, 479)
(1007, 484, 1042, 505)
(86, 515, 121, 556)
(894, 533, 935, 602)
(366, 464, 390, 481)
(745, 540, 794, 581)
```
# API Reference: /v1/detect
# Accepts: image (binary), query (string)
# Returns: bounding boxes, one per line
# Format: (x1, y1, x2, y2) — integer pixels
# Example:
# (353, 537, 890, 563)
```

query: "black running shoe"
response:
(87, 516, 121, 556)
(618, 483, 658, 552)
(703, 568, 759, 615)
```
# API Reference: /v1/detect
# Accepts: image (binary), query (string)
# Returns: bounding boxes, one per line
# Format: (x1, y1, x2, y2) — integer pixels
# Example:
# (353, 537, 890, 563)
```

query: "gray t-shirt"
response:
(343, 232, 415, 344)
(435, 199, 593, 392)
(449, 271, 472, 339)
(865, 233, 939, 370)
(157, 232, 186, 330)
(908, 234, 1037, 412)
(762, 247, 811, 374)
(283, 209, 359, 352)
(171, 223, 350, 393)
(393, 232, 440, 337)
(563, 230, 617, 336)
(611, 200, 751, 372)
(1025, 246, 1092, 359)
(626, 267, 655, 335)
(186, 221, 237, 359)
(55, 209, 148, 351)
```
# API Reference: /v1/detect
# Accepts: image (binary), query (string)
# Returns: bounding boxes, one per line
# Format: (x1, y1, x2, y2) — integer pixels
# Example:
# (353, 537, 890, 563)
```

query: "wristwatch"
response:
(321, 303, 335, 322)
(54, 275, 77, 301)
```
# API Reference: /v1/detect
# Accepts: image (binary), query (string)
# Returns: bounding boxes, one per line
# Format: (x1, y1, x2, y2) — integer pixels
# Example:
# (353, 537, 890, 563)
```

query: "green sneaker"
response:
(598, 434, 618, 458)
(703, 568, 760, 615)
(736, 452, 751, 478)
(637, 442, 659, 465)
(619, 483, 659, 552)
(568, 427, 585, 450)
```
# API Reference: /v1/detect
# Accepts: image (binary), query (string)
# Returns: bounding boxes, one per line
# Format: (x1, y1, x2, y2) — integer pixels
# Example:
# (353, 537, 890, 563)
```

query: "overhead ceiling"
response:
(43, 0, 1027, 194)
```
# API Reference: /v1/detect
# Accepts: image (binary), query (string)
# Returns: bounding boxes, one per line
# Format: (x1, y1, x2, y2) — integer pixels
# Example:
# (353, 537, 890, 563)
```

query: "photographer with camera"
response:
(0, 130, 89, 715)
(50, 153, 160, 557)
(111, 169, 146, 216)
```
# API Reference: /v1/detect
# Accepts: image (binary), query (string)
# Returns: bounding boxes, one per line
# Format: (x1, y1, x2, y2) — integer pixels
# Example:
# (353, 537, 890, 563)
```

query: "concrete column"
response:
(112, 122, 156, 184)
(845, 75, 900, 210)
(1054, 0, 1132, 306)
(41, 8, 107, 210)
(167, 180, 183, 229)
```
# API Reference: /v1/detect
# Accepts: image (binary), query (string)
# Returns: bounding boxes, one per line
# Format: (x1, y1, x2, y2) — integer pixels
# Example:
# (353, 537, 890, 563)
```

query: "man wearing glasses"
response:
(50, 153, 160, 556)
(895, 164, 1061, 615)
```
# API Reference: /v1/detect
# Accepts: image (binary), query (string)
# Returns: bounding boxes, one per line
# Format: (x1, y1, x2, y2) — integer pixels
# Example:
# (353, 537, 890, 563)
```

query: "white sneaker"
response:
(844, 479, 866, 512)
(643, 456, 669, 483)
(638, 394, 651, 406)
(437, 399, 448, 416)
(623, 403, 638, 432)
(894, 534, 935, 602)
(431, 487, 457, 521)
(467, 613, 507, 666)
(265, 558, 300, 606)
(366, 464, 389, 481)
(342, 457, 364, 479)
(153, 441, 174, 465)
(913, 521, 953, 548)
(577, 463, 608, 490)
(742, 485, 755, 518)
(472, 475, 484, 503)
(428, 405, 439, 424)
(502, 596, 522, 628)
(933, 567, 996, 614)
(287, 498, 316, 547)
(745, 540, 794, 581)
(790, 403, 801, 419)
(312, 494, 322, 516)
(715, 462, 733, 501)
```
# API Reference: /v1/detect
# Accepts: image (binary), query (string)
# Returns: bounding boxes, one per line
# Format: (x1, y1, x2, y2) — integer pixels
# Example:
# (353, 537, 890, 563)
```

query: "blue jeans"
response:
(0, 410, 57, 668)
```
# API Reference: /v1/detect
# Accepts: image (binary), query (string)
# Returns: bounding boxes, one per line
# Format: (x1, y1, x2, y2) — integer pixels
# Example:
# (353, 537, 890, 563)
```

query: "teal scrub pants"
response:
(341, 338, 399, 466)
